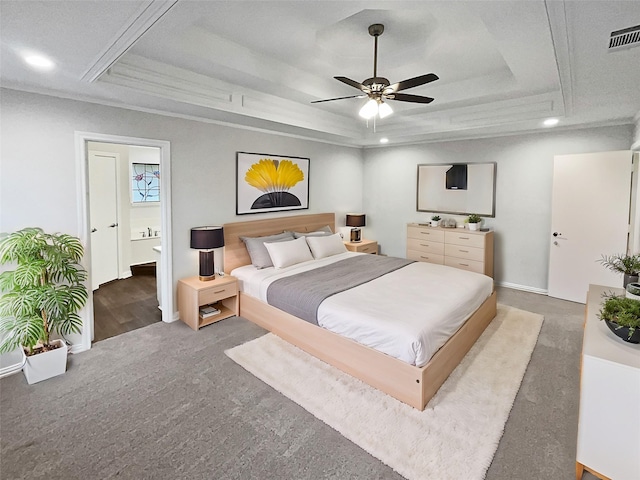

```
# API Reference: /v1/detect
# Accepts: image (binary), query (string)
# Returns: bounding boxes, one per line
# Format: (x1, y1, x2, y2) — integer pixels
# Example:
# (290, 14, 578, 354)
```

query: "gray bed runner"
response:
(266, 255, 414, 324)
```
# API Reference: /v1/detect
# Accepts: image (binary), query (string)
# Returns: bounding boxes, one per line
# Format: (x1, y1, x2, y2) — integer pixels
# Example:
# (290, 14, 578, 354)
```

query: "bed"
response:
(223, 213, 497, 410)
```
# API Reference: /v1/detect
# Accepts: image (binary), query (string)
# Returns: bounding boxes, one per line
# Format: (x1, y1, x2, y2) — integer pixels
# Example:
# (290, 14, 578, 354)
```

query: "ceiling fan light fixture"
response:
(359, 98, 379, 119)
(378, 101, 393, 119)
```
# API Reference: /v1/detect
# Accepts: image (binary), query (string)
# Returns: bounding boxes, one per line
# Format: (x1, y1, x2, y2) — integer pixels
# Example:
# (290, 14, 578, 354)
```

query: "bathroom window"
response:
(131, 163, 160, 204)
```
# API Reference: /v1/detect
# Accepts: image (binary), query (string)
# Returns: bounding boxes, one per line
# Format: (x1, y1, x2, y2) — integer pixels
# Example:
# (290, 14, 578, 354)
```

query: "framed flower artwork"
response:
(236, 152, 310, 215)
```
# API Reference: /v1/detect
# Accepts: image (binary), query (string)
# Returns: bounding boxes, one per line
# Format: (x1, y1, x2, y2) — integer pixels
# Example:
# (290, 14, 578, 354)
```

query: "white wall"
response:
(1, 88, 364, 319)
(363, 126, 634, 291)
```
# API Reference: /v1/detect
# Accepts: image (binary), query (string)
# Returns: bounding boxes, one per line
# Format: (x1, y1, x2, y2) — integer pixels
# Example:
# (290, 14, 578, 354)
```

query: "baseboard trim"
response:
(69, 343, 89, 354)
(496, 281, 548, 295)
(120, 270, 132, 279)
(163, 311, 180, 323)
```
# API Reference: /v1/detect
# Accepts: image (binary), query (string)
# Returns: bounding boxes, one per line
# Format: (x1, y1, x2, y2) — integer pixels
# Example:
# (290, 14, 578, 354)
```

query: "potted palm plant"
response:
(0, 227, 88, 384)
(466, 214, 482, 231)
(598, 253, 640, 287)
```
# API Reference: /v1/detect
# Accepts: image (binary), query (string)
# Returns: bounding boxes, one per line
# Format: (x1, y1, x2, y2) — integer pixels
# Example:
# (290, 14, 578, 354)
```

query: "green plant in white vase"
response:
(430, 215, 441, 227)
(466, 214, 482, 231)
(0, 227, 88, 383)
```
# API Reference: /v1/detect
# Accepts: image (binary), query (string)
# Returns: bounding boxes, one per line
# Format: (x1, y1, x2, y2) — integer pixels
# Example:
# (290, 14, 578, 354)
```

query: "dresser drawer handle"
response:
(420, 232, 430, 235)
(460, 263, 469, 266)
(420, 243, 430, 247)
(420, 256, 430, 260)
(459, 237, 469, 240)
(213, 289, 225, 294)
(459, 249, 468, 253)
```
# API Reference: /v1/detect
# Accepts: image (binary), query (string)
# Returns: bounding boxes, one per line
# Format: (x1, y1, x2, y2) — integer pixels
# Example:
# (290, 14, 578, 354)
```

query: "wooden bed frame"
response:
(223, 213, 497, 410)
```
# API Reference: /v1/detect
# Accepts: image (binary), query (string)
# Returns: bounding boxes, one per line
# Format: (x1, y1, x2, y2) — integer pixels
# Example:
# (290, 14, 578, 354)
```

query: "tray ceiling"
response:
(2, 0, 639, 146)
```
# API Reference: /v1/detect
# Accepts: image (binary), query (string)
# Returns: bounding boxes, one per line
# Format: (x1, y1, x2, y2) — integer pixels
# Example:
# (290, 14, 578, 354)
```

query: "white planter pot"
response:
(22, 339, 67, 384)
(468, 222, 480, 231)
(430, 220, 440, 227)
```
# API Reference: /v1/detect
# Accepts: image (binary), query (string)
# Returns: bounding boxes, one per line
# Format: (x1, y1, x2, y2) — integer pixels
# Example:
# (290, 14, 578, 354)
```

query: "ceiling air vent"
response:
(608, 24, 640, 51)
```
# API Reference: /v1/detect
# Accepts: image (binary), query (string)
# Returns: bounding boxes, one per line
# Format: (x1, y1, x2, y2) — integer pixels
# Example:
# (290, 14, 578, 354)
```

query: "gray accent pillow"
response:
(290, 225, 333, 239)
(240, 231, 295, 269)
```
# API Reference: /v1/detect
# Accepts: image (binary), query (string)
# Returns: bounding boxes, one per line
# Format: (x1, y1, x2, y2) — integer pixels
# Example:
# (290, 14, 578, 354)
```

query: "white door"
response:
(89, 152, 119, 291)
(548, 151, 632, 303)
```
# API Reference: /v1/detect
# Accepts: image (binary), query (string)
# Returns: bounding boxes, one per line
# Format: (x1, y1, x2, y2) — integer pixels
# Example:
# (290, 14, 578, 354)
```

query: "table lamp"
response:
(190, 226, 224, 281)
(346, 214, 366, 243)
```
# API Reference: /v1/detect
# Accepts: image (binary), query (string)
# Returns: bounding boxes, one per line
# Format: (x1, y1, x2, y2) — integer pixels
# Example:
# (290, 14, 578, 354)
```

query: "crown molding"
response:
(101, 54, 363, 138)
(81, 0, 179, 82)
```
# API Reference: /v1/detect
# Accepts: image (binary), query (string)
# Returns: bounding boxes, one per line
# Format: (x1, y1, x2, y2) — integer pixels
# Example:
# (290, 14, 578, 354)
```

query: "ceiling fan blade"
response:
(388, 93, 434, 104)
(386, 73, 439, 93)
(334, 76, 367, 92)
(311, 95, 365, 104)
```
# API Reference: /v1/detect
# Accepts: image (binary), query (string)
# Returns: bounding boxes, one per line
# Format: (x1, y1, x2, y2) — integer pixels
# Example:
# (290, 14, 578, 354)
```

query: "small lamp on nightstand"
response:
(190, 226, 224, 281)
(346, 213, 366, 243)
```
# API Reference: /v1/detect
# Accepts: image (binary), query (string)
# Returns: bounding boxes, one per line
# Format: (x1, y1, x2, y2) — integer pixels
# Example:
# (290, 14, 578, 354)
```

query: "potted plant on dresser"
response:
(430, 215, 441, 227)
(0, 227, 88, 384)
(598, 253, 640, 287)
(598, 293, 640, 343)
(466, 214, 482, 231)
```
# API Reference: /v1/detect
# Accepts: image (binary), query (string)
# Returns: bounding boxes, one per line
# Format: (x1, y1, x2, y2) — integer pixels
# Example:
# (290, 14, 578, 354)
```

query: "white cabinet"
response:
(576, 285, 640, 480)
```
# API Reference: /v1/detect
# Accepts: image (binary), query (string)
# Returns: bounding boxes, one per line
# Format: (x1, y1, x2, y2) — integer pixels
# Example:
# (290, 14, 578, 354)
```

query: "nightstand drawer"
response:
(199, 282, 237, 305)
(358, 243, 378, 254)
(407, 250, 444, 264)
(407, 238, 445, 255)
(444, 244, 484, 261)
(344, 239, 377, 254)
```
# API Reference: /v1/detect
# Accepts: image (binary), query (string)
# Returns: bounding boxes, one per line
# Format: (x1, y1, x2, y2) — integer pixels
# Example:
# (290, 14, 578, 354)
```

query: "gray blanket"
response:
(266, 255, 414, 324)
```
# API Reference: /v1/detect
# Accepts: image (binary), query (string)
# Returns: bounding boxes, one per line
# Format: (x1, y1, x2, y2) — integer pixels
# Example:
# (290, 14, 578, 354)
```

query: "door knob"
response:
(553, 241, 558, 246)
(553, 232, 561, 237)
(108, 223, 118, 228)
(91, 228, 97, 233)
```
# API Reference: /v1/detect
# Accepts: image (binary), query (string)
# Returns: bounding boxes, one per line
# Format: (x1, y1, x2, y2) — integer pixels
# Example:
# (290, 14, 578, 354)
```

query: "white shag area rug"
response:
(226, 304, 543, 480)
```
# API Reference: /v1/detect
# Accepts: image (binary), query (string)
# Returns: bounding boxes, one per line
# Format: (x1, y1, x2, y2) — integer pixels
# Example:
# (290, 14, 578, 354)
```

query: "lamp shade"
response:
(190, 226, 224, 250)
(346, 214, 366, 228)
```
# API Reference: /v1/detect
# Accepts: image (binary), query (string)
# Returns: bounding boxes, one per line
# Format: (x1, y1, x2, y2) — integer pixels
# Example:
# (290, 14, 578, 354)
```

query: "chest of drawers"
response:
(406, 224, 494, 277)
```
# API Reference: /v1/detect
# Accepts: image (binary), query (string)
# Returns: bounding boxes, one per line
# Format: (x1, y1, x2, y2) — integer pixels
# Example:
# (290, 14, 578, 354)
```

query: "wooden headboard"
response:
(223, 213, 336, 273)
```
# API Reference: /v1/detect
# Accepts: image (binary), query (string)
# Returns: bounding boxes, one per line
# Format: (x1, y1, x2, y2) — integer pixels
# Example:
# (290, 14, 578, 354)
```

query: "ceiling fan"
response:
(312, 23, 439, 119)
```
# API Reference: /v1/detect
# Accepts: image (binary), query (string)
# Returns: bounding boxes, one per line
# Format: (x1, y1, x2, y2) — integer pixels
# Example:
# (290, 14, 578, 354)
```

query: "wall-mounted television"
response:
(417, 162, 496, 217)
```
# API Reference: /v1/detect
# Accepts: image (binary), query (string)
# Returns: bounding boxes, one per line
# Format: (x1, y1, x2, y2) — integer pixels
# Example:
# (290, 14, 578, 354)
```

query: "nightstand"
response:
(343, 239, 378, 254)
(177, 275, 239, 330)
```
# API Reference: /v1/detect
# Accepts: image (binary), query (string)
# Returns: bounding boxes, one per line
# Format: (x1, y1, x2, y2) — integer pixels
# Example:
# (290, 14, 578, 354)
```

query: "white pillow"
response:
(264, 236, 314, 269)
(306, 233, 347, 259)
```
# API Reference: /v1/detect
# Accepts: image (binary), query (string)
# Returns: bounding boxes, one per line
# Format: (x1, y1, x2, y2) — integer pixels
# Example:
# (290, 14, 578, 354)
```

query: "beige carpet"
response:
(226, 304, 543, 480)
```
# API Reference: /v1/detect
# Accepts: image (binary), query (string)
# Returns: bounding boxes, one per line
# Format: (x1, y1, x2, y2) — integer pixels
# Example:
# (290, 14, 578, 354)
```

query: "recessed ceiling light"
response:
(543, 118, 559, 127)
(23, 53, 55, 71)
(380, 138, 389, 144)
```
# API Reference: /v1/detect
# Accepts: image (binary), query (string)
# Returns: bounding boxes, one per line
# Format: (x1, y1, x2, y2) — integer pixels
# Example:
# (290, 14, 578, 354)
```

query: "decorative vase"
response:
(623, 274, 639, 288)
(22, 338, 68, 384)
(604, 320, 640, 344)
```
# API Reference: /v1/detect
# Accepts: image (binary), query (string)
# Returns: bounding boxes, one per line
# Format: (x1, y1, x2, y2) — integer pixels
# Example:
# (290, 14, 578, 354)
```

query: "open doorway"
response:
(75, 132, 173, 353)
(87, 142, 163, 342)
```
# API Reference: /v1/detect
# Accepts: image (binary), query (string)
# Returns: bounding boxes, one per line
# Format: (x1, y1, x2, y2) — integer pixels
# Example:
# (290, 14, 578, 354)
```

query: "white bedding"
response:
(231, 252, 493, 367)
